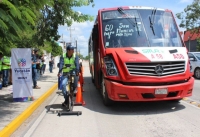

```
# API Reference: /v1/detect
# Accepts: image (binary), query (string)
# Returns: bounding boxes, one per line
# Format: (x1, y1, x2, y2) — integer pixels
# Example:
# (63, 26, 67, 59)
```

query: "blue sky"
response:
(58, 0, 193, 57)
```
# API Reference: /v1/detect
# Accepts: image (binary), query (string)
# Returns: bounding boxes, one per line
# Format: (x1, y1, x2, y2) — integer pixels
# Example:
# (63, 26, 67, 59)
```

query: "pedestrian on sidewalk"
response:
(41, 54, 47, 75)
(8, 56, 12, 85)
(32, 49, 40, 89)
(49, 56, 54, 73)
(1, 55, 11, 87)
(0, 52, 3, 88)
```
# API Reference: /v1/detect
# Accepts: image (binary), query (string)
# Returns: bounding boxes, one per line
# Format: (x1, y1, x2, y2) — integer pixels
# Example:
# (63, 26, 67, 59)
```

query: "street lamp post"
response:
(188, 36, 191, 52)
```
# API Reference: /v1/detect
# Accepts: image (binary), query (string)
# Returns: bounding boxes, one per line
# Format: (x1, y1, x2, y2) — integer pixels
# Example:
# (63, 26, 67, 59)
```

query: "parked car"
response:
(188, 52, 200, 79)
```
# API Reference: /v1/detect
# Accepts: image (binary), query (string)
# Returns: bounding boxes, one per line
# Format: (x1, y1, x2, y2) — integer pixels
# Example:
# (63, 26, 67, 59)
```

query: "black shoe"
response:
(33, 86, 41, 89)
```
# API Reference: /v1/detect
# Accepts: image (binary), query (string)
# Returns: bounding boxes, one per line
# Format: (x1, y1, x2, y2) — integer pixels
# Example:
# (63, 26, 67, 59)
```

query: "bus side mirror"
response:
(92, 24, 99, 39)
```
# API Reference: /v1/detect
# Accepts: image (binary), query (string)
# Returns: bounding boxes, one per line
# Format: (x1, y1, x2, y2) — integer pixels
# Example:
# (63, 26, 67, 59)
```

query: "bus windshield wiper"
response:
(134, 16, 140, 36)
(117, 7, 140, 35)
(149, 8, 157, 35)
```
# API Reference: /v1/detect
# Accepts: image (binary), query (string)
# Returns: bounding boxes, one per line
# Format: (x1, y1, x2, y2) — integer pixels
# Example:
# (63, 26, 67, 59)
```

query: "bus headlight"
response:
(104, 56, 118, 76)
(109, 69, 117, 75)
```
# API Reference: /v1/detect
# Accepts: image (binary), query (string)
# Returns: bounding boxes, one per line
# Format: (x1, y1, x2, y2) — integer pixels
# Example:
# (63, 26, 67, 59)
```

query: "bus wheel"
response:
(194, 68, 200, 79)
(101, 75, 113, 106)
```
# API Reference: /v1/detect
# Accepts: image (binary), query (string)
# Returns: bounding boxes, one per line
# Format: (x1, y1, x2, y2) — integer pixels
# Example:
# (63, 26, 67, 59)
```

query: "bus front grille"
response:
(126, 61, 185, 77)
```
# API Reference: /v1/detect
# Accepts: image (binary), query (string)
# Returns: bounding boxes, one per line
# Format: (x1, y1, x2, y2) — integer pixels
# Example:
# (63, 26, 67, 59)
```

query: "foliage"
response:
(36, 0, 94, 46)
(84, 55, 89, 60)
(0, 0, 95, 55)
(51, 42, 63, 56)
(197, 38, 200, 51)
(0, 0, 37, 41)
(77, 52, 84, 59)
(14, 29, 37, 48)
(43, 41, 53, 53)
(0, 38, 16, 56)
(176, 0, 200, 51)
(176, 0, 200, 33)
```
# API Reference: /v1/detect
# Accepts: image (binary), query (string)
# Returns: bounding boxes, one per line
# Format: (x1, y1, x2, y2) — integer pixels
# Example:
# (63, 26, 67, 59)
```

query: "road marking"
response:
(190, 101, 196, 104)
(181, 100, 200, 110)
(182, 97, 188, 101)
(23, 94, 59, 137)
(0, 83, 58, 137)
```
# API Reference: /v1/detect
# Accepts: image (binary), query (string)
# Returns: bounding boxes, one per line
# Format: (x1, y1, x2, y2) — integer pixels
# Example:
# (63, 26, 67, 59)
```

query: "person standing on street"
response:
(32, 49, 40, 89)
(49, 56, 54, 73)
(41, 54, 47, 75)
(1, 55, 11, 87)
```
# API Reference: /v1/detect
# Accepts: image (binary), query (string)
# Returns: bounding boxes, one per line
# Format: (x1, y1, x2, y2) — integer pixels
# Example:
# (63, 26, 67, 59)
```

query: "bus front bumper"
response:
(104, 77, 194, 101)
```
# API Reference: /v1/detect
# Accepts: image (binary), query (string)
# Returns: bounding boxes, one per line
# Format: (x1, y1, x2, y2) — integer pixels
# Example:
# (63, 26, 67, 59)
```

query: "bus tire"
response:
(101, 75, 113, 106)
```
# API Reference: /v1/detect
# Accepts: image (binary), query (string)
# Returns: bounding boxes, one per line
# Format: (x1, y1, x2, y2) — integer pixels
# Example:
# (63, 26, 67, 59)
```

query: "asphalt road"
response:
(12, 61, 200, 137)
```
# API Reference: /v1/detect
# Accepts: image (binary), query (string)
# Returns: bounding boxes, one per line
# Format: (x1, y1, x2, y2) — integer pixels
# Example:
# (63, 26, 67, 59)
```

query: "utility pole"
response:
(61, 34, 66, 54)
(67, 26, 75, 43)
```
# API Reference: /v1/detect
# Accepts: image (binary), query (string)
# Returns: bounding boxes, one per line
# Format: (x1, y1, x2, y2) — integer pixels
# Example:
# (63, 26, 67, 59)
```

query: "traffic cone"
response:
(75, 81, 85, 105)
(79, 73, 82, 85)
(79, 73, 84, 92)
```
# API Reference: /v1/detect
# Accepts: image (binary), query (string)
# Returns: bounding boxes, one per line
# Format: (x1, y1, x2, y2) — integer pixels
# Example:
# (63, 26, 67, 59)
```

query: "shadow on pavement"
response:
(39, 75, 57, 83)
(45, 104, 68, 111)
(56, 91, 63, 96)
(0, 94, 22, 120)
(0, 93, 13, 102)
(81, 76, 186, 116)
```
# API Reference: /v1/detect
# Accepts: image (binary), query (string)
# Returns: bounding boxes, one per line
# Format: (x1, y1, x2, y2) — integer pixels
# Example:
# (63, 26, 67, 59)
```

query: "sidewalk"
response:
(0, 67, 59, 136)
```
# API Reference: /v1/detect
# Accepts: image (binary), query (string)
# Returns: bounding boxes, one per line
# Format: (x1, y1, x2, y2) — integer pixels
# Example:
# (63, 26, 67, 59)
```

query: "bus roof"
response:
(98, 6, 171, 12)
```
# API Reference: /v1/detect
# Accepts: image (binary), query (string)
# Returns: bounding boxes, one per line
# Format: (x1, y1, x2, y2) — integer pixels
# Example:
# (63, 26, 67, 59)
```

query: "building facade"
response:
(183, 30, 200, 52)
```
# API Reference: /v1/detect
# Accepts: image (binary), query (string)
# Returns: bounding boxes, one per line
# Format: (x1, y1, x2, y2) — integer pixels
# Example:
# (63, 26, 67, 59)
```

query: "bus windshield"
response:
(102, 9, 183, 48)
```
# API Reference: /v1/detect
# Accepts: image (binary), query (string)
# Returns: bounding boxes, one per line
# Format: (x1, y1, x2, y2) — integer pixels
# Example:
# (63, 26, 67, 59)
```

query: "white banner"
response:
(11, 48, 33, 100)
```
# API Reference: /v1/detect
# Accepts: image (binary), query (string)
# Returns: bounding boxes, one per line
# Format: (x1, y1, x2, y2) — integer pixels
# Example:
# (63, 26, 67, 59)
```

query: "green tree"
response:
(35, 0, 94, 46)
(0, 0, 95, 51)
(0, 0, 37, 41)
(176, 0, 200, 52)
(197, 39, 200, 51)
(77, 52, 84, 59)
(51, 42, 62, 56)
(176, 0, 200, 33)
(84, 55, 89, 60)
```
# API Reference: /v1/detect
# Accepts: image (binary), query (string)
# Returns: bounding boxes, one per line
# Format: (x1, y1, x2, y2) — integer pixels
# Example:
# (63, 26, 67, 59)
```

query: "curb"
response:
(0, 83, 58, 137)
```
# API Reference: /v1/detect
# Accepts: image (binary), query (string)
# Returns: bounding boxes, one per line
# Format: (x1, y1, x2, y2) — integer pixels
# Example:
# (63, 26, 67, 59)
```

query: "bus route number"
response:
(151, 54, 163, 59)
(104, 24, 114, 39)
(173, 54, 184, 59)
